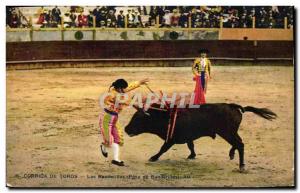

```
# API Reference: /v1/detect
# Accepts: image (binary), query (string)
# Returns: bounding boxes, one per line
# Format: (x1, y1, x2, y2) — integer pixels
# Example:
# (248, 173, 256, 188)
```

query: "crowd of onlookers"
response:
(6, 6, 294, 29)
(7, 7, 30, 28)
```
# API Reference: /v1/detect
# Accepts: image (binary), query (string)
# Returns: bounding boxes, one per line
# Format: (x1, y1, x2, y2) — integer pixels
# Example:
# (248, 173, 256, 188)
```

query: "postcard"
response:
(6, 5, 294, 188)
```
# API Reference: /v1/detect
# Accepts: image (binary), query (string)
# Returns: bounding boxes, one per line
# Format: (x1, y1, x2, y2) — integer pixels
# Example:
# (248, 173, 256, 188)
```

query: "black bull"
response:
(124, 103, 277, 171)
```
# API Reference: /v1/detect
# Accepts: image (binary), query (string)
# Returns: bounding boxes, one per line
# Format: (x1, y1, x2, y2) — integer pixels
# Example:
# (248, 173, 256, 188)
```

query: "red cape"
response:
(193, 76, 206, 105)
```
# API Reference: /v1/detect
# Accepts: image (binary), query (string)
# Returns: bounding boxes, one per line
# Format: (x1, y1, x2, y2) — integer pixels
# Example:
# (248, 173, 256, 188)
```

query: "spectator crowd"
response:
(7, 6, 294, 29)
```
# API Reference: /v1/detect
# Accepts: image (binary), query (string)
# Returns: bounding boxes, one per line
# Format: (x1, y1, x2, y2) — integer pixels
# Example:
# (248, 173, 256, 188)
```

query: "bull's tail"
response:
(229, 103, 277, 120)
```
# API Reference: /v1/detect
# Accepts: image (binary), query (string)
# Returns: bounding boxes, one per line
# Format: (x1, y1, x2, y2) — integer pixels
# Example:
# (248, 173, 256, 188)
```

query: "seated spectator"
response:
(162, 10, 171, 27)
(37, 9, 46, 25)
(87, 10, 94, 27)
(127, 10, 134, 27)
(156, 6, 165, 24)
(99, 9, 108, 27)
(202, 18, 210, 28)
(16, 8, 29, 28)
(239, 13, 250, 28)
(117, 10, 125, 28)
(149, 6, 158, 25)
(209, 8, 221, 28)
(133, 10, 142, 27)
(266, 16, 275, 28)
(62, 11, 72, 28)
(9, 11, 19, 28)
(171, 9, 180, 27)
(193, 14, 202, 28)
(228, 17, 239, 28)
(93, 6, 101, 27)
(78, 11, 88, 27)
(69, 10, 77, 27)
(99, 6, 109, 15)
(44, 10, 52, 27)
(209, 14, 220, 28)
(107, 10, 117, 24)
(52, 6, 61, 24)
(63, 11, 71, 28)
(257, 18, 268, 28)
(100, 20, 106, 28)
(106, 19, 116, 28)
(179, 11, 188, 28)
(257, 7, 267, 20)
(190, 8, 198, 28)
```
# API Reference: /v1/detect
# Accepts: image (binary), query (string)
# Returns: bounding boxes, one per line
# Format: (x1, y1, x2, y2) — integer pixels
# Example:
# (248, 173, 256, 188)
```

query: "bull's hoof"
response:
(149, 156, 159, 162)
(210, 133, 216, 139)
(187, 154, 196, 159)
(229, 149, 235, 160)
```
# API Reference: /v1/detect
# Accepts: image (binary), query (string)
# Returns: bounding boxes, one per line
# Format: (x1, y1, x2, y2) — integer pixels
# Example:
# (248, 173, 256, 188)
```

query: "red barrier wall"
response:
(6, 40, 294, 62)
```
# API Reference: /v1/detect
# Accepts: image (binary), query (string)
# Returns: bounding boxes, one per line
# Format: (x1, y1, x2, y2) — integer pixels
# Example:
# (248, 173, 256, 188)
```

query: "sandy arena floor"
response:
(6, 66, 294, 187)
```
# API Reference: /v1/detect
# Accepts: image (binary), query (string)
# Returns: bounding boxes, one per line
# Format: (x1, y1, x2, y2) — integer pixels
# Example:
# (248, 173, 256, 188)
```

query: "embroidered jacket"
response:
(104, 81, 141, 113)
(192, 57, 212, 76)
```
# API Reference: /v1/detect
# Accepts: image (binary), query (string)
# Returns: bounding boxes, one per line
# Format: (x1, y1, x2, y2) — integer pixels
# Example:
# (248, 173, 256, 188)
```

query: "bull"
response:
(124, 103, 277, 171)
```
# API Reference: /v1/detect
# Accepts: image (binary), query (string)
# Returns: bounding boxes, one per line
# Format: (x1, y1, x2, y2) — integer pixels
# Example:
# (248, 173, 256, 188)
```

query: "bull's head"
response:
(125, 105, 152, 137)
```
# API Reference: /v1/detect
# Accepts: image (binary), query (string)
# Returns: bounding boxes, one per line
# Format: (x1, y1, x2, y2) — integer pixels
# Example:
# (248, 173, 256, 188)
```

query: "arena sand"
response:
(6, 66, 294, 187)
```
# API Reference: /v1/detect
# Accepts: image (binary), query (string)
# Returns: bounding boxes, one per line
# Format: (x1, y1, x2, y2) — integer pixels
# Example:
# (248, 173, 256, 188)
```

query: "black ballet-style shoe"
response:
(111, 160, 125, 166)
(100, 144, 108, 158)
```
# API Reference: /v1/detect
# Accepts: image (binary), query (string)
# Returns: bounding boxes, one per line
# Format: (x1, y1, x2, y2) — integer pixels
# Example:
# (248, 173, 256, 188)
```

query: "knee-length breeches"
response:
(99, 111, 124, 147)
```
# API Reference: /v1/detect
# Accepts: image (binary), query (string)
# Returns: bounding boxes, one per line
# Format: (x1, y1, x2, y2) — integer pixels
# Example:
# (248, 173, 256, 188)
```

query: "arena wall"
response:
(7, 40, 293, 60)
(6, 28, 294, 69)
(219, 28, 293, 41)
(6, 29, 219, 42)
(6, 28, 293, 42)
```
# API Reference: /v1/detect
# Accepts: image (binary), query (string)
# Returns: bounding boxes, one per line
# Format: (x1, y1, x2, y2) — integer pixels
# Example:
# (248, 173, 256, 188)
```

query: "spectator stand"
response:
(6, 6, 293, 42)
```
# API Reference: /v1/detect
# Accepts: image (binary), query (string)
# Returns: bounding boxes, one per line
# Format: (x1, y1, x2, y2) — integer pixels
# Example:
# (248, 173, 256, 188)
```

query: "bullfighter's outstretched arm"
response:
(124, 79, 149, 92)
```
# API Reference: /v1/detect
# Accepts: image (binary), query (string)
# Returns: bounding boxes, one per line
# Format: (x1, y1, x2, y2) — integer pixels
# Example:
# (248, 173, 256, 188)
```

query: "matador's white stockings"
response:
(112, 143, 120, 161)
